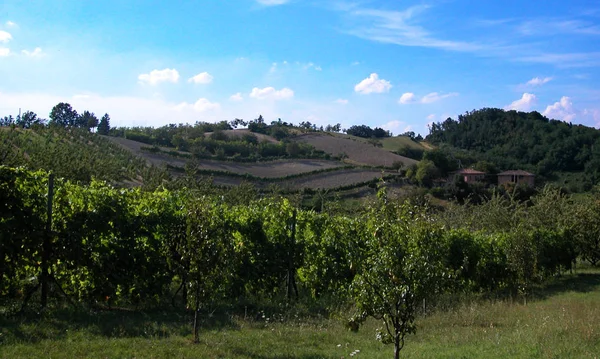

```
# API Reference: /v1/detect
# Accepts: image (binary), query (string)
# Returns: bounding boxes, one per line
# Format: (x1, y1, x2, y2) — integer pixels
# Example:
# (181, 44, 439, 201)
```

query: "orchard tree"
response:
(49, 102, 78, 127)
(351, 193, 449, 359)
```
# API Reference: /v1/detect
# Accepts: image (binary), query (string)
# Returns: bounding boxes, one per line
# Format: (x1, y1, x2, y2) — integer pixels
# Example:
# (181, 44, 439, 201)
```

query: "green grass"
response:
(380, 136, 426, 152)
(330, 133, 428, 153)
(2, 270, 600, 358)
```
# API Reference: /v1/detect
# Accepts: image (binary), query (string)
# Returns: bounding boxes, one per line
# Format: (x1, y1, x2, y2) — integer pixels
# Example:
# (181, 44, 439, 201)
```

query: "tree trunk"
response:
(394, 340, 400, 359)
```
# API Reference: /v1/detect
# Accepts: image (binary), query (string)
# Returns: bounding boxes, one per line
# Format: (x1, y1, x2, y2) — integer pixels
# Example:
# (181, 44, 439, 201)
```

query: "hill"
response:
(295, 132, 418, 167)
(0, 127, 155, 184)
(427, 108, 600, 191)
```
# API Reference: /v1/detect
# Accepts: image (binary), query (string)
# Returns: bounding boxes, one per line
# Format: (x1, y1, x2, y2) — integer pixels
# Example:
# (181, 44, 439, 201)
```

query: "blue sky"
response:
(1, 0, 600, 135)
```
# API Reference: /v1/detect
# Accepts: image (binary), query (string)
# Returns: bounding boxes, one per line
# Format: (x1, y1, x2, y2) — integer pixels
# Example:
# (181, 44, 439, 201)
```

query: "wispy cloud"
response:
(0, 48, 10, 56)
(517, 19, 600, 36)
(337, 3, 600, 68)
(22, 47, 44, 57)
(249, 86, 294, 100)
(399, 91, 457, 104)
(256, 0, 289, 6)
(525, 77, 553, 86)
(340, 5, 482, 52)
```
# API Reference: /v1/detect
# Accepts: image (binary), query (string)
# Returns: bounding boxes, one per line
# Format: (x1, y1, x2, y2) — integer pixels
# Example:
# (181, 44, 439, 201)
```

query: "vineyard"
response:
(2, 166, 600, 357)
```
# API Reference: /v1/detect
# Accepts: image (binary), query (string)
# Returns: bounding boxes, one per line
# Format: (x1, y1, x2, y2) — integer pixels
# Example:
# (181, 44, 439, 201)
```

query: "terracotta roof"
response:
(498, 170, 534, 176)
(452, 168, 485, 175)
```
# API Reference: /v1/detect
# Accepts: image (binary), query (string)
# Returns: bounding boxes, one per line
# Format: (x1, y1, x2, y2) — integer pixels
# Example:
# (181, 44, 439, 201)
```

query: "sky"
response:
(1, 0, 600, 136)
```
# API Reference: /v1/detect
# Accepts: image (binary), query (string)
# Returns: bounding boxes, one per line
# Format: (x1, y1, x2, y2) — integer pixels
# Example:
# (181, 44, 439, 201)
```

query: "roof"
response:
(498, 170, 535, 176)
(452, 168, 485, 175)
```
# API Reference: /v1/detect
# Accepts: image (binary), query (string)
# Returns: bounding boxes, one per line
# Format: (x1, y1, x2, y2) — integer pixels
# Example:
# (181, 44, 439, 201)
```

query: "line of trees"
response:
(1, 103, 111, 135)
(2, 166, 599, 357)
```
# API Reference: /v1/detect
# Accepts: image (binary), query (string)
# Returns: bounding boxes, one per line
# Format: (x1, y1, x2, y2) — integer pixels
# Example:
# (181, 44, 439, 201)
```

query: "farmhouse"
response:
(449, 168, 486, 183)
(498, 170, 535, 187)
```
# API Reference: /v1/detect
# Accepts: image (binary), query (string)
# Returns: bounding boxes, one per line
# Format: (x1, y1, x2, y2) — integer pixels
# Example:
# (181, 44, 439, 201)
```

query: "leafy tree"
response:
(351, 195, 449, 359)
(49, 102, 78, 127)
(0, 115, 15, 127)
(79, 111, 99, 131)
(16, 111, 43, 129)
(415, 159, 440, 186)
(346, 125, 374, 138)
(97, 114, 110, 135)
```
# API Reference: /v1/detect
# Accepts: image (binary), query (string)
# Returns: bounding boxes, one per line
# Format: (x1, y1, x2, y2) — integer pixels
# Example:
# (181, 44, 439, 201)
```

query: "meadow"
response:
(1, 268, 598, 359)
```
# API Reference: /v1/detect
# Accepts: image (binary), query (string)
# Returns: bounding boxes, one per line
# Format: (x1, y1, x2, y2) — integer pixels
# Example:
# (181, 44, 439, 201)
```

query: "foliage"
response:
(427, 108, 600, 190)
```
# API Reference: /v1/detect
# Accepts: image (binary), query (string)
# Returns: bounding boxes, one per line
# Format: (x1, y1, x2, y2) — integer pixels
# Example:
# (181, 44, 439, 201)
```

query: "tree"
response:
(49, 102, 78, 127)
(16, 111, 42, 129)
(0, 115, 14, 127)
(79, 111, 99, 131)
(351, 196, 449, 359)
(97, 114, 111, 135)
(415, 159, 440, 187)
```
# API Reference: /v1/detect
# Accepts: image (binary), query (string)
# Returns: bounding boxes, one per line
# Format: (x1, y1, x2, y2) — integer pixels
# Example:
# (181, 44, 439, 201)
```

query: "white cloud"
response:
(0, 48, 9, 57)
(230, 92, 243, 101)
(21, 47, 44, 57)
(426, 114, 436, 120)
(188, 72, 213, 84)
(175, 98, 220, 113)
(505, 93, 538, 111)
(399, 92, 416, 104)
(335, 99, 349, 105)
(354, 73, 392, 94)
(256, 0, 289, 5)
(269, 62, 278, 73)
(249, 87, 294, 100)
(543, 96, 576, 122)
(315, 66, 322, 71)
(138, 68, 180, 85)
(0, 30, 12, 43)
(526, 77, 553, 86)
(5, 21, 16, 27)
(421, 92, 458, 104)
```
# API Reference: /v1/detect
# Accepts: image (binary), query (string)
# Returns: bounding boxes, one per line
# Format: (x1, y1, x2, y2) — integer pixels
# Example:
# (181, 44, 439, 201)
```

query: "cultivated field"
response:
(107, 136, 346, 177)
(284, 169, 395, 190)
(295, 133, 418, 167)
(204, 129, 279, 143)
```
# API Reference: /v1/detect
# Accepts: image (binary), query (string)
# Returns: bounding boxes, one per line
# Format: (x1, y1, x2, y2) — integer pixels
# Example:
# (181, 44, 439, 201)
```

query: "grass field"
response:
(2, 269, 599, 358)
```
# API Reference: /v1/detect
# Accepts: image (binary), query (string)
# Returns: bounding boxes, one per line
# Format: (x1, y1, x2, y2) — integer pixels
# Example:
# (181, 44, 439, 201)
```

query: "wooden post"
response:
(41, 173, 54, 308)
(287, 210, 298, 300)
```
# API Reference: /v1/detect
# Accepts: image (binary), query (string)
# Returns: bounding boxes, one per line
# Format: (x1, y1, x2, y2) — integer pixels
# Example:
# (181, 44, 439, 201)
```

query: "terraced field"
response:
(107, 133, 409, 191)
(294, 133, 418, 167)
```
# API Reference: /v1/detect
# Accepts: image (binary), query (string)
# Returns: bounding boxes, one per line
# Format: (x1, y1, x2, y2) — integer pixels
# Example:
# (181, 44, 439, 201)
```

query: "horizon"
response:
(1, 0, 600, 136)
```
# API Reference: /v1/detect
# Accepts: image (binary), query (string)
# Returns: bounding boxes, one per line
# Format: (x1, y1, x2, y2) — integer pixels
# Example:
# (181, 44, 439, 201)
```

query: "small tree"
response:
(49, 102, 78, 127)
(351, 196, 449, 359)
(97, 114, 111, 135)
(184, 199, 233, 343)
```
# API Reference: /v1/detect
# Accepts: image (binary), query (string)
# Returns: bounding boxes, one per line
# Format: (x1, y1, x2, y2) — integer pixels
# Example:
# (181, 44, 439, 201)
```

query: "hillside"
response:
(427, 108, 600, 191)
(0, 127, 153, 184)
(295, 132, 418, 167)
